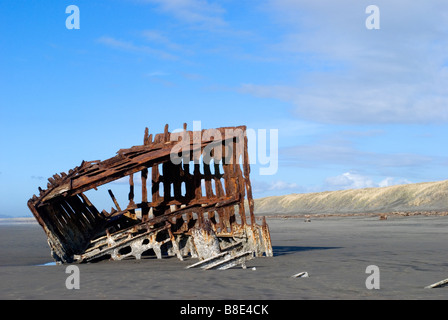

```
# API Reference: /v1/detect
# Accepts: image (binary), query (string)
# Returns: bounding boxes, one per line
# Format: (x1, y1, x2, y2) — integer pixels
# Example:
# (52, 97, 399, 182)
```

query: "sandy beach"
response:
(1, 215, 447, 300)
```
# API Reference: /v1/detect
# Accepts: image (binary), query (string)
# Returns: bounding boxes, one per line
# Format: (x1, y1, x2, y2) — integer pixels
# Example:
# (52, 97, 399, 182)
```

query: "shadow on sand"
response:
(273, 246, 342, 256)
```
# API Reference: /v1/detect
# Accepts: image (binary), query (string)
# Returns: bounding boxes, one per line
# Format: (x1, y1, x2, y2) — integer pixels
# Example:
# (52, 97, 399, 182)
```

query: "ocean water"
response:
(0, 217, 37, 225)
(36, 261, 57, 266)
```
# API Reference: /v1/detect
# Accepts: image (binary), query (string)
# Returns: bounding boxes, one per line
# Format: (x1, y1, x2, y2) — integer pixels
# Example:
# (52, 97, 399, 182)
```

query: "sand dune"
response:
(254, 179, 448, 215)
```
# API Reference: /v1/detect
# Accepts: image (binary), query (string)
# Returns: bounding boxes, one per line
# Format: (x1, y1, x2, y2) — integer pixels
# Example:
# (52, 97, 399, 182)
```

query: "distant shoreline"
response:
(259, 210, 448, 220)
(2, 210, 448, 225)
(0, 217, 37, 225)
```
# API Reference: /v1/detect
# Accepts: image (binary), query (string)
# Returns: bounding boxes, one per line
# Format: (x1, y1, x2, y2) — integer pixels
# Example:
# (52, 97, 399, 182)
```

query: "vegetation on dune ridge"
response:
(254, 179, 448, 215)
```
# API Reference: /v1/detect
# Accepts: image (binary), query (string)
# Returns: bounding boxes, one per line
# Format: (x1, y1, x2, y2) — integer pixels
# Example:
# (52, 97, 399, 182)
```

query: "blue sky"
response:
(1, 0, 448, 217)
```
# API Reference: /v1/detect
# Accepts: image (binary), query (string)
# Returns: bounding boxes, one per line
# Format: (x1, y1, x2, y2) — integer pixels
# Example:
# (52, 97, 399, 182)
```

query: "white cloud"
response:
(254, 173, 414, 196)
(240, 0, 448, 124)
(240, 79, 448, 124)
(141, 30, 192, 54)
(141, 30, 181, 50)
(97, 36, 178, 60)
(378, 177, 412, 188)
(136, 0, 226, 27)
(145, 71, 170, 77)
(269, 180, 299, 191)
(325, 171, 412, 190)
(325, 172, 376, 190)
(280, 137, 434, 172)
(253, 179, 300, 195)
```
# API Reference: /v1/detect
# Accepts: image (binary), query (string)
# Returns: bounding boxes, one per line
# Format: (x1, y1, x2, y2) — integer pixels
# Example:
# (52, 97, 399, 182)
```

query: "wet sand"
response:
(1, 216, 448, 300)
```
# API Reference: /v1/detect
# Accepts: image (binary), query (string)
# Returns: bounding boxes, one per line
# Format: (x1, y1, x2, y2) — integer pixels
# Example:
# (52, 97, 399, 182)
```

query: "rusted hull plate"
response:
(28, 124, 273, 266)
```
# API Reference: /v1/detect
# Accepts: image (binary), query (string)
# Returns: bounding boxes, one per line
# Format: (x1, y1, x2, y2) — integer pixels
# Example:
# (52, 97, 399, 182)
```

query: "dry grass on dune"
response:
(254, 179, 448, 215)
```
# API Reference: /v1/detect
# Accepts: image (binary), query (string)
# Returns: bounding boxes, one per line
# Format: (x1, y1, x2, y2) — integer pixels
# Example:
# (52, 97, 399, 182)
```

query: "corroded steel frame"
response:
(28, 124, 273, 264)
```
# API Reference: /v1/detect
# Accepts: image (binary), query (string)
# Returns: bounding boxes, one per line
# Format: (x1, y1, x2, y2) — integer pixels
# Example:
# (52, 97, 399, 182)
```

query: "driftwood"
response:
(28, 124, 273, 267)
(425, 278, 448, 289)
(291, 272, 309, 278)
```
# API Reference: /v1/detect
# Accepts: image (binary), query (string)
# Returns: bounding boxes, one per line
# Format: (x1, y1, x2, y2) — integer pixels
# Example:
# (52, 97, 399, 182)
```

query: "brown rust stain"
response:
(28, 124, 273, 265)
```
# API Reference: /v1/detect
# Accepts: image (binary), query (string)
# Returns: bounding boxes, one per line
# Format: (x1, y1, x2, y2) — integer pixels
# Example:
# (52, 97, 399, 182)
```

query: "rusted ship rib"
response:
(28, 124, 273, 267)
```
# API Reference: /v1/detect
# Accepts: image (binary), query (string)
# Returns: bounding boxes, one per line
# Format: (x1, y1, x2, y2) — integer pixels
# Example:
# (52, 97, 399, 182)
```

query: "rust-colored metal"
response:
(28, 124, 273, 266)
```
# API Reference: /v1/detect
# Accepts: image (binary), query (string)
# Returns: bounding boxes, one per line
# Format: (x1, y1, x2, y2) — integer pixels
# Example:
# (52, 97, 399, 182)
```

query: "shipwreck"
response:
(28, 124, 273, 269)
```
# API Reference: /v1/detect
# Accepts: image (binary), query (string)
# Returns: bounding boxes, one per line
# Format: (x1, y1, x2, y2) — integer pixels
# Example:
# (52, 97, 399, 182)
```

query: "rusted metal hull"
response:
(28, 124, 273, 266)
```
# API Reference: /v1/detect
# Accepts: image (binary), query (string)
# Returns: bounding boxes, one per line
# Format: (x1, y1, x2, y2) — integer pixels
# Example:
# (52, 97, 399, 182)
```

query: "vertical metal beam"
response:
(108, 189, 121, 212)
